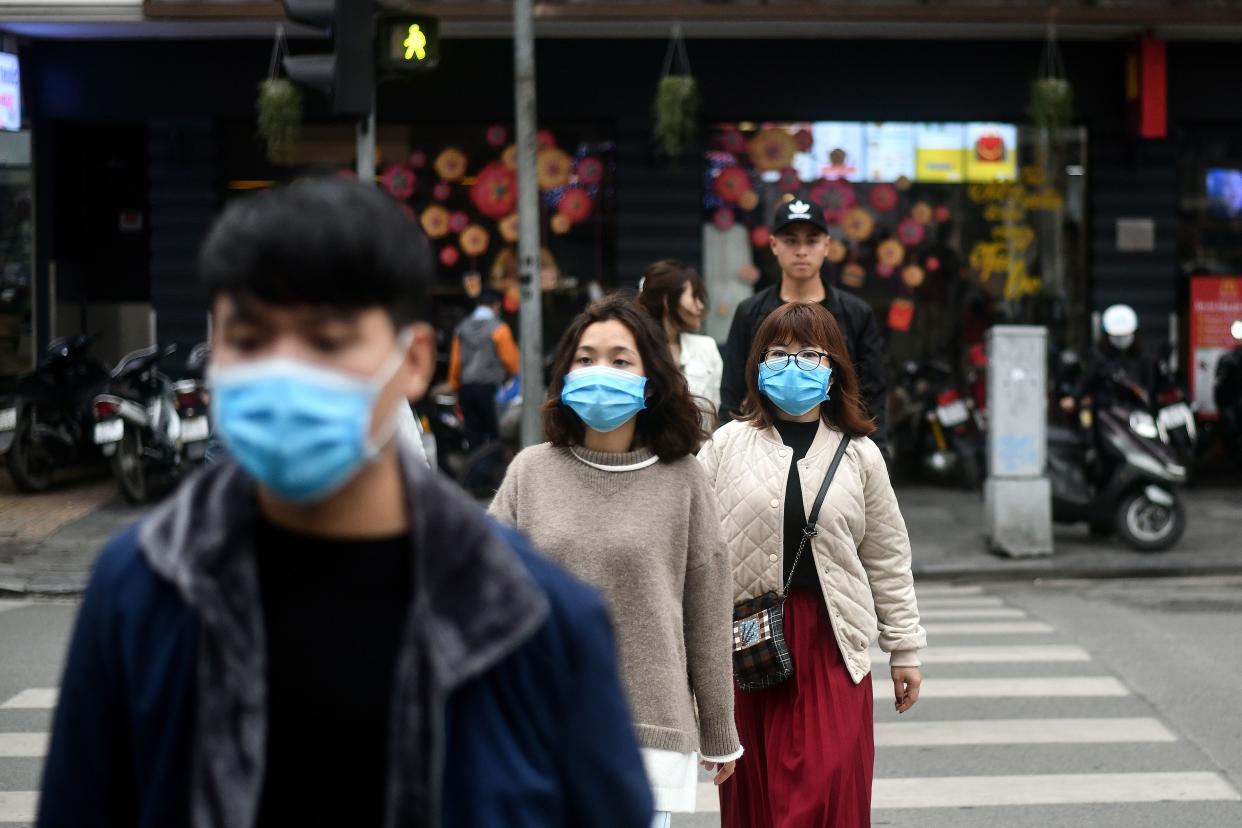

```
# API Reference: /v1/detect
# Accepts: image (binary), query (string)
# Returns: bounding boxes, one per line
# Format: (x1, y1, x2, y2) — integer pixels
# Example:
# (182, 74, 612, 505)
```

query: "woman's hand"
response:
(892, 666, 922, 714)
(700, 759, 737, 786)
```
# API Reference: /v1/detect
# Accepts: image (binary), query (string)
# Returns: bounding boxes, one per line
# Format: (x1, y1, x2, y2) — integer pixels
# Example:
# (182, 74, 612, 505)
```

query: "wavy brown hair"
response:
(544, 294, 709, 459)
(636, 259, 708, 333)
(740, 301, 876, 437)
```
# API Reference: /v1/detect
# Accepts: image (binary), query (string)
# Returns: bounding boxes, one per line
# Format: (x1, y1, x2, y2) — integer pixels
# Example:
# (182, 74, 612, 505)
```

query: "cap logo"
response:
(789, 200, 811, 216)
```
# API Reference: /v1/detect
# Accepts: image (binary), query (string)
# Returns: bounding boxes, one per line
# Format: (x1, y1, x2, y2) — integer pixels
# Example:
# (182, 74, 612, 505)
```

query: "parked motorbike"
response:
(0, 333, 110, 492)
(1152, 345, 1197, 469)
(1049, 371, 1187, 552)
(92, 343, 212, 503)
(1214, 323, 1242, 470)
(890, 359, 985, 489)
(425, 376, 521, 497)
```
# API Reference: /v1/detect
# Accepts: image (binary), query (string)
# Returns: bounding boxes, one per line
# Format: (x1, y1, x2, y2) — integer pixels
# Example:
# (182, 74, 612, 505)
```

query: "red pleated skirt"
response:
(720, 588, 874, 828)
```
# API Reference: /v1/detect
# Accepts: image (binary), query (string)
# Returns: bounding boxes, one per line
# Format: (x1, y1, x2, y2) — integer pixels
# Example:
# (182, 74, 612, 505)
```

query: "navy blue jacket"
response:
(38, 451, 653, 828)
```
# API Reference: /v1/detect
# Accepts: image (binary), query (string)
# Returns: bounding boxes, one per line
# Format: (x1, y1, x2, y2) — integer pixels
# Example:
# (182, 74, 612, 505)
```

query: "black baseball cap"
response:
(772, 198, 829, 234)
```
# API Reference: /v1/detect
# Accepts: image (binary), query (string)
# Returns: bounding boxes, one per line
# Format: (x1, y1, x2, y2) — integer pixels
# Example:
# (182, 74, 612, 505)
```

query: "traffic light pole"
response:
(356, 110, 376, 182)
(514, 0, 544, 448)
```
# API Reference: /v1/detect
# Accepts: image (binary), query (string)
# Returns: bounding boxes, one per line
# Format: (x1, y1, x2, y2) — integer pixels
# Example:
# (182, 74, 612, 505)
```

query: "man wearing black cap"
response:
(718, 199, 888, 450)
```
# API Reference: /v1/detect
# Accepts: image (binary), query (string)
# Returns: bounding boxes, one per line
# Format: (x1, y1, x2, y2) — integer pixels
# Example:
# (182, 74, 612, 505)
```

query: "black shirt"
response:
(774, 419, 822, 591)
(254, 518, 412, 827)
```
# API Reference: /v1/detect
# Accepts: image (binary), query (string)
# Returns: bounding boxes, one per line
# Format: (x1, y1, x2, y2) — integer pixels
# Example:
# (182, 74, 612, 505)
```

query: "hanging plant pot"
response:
(256, 78, 302, 164)
(654, 75, 699, 158)
(1029, 77, 1074, 132)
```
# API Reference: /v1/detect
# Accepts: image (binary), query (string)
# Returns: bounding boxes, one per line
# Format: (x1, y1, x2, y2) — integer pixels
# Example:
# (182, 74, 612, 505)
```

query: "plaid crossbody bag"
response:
(732, 435, 851, 692)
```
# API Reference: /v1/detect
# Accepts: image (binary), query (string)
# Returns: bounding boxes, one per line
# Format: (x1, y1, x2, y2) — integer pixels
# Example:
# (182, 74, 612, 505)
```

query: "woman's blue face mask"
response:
(758, 352, 833, 417)
(561, 365, 648, 433)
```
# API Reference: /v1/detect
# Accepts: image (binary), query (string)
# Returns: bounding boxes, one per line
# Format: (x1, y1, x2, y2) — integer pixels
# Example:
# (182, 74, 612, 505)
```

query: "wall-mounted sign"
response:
(1116, 217, 1156, 252)
(1189, 276, 1242, 417)
(0, 53, 20, 133)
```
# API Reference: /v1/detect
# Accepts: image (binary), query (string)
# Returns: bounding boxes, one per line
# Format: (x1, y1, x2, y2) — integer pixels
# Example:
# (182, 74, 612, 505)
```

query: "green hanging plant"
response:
(257, 78, 302, 165)
(1029, 77, 1074, 133)
(654, 75, 699, 158)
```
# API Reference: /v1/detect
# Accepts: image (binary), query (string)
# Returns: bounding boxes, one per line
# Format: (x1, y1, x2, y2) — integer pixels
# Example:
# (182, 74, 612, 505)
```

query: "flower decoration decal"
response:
(421, 205, 450, 240)
(558, 188, 594, 223)
(714, 166, 752, 204)
(577, 156, 605, 186)
(842, 208, 875, 242)
(897, 217, 926, 246)
(749, 128, 797, 172)
(381, 164, 416, 201)
(434, 148, 467, 182)
(878, 239, 906, 269)
(470, 162, 518, 219)
(537, 147, 573, 191)
(869, 184, 898, 213)
(460, 225, 490, 257)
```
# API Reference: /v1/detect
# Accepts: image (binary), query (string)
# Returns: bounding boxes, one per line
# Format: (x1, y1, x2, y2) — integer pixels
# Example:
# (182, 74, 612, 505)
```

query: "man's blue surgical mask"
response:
(758, 362, 833, 417)
(210, 335, 411, 503)
(560, 365, 647, 433)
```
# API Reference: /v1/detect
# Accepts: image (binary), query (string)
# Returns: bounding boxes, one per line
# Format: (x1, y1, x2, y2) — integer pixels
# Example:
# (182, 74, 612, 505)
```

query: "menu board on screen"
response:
(865, 123, 916, 183)
(811, 122, 865, 181)
(915, 123, 967, 182)
(965, 122, 1018, 182)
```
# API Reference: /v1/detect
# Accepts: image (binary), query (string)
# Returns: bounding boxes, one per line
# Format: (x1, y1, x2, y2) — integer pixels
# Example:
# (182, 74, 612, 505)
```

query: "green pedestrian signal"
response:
(378, 15, 439, 73)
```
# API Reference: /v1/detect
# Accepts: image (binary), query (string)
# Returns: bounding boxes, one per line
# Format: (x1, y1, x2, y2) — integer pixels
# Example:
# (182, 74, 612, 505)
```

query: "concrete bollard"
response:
(985, 325, 1053, 557)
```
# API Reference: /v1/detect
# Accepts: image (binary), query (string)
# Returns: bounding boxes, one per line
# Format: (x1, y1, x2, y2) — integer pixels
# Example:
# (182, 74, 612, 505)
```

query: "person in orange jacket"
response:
(449, 288, 520, 449)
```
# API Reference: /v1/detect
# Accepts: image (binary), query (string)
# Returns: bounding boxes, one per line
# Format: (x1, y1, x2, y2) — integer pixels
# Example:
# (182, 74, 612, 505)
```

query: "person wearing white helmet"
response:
(1059, 304, 1155, 412)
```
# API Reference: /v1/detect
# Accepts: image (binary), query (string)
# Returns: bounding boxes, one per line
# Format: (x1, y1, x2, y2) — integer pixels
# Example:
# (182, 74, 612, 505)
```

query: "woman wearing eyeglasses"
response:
(698, 301, 926, 828)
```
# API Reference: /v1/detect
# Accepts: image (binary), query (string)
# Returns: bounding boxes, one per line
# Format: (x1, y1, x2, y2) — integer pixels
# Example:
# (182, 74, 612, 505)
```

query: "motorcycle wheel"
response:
(958, 445, 983, 491)
(112, 426, 149, 504)
(1114, 489, 1185, 553)
(4, 413, 54, 493)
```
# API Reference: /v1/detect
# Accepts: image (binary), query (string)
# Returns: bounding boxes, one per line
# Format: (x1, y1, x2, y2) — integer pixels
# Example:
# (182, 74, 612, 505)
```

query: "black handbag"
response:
(731, 435, 851, 692)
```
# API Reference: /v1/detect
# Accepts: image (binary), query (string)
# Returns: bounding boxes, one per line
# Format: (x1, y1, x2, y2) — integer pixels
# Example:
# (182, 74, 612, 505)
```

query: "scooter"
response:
(1048, 372, 1188, 552)
(425, 376, 521, 497)
(92, 343, 211, 503)
(890, 360, 985, 489)
(1152, 345, 1197, 469)
(0, 333, 110, 492)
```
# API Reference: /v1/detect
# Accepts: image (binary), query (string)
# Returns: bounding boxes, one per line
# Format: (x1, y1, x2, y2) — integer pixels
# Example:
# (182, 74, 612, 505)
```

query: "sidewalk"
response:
(898, 482, 1242, 582)
(1, 473, 1239, 595)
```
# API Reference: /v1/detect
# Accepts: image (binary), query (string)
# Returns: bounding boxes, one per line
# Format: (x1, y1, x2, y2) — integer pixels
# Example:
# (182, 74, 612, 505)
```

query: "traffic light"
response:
(281, 0, 373, 118)
(376, 14, 440, 75)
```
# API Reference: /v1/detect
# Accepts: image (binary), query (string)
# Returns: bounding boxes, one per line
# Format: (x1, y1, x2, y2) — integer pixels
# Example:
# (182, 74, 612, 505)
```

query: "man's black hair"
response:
(478, 287, 504, 308)
(199, 177, 432, 328)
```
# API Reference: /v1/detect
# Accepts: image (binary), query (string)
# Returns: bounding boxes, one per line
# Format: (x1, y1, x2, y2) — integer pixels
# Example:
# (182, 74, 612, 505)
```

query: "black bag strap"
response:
(783, 434, 851, 597)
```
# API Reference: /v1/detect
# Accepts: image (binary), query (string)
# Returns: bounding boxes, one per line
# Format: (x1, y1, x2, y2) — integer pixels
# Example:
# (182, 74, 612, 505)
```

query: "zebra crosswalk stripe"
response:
(872, 772, 1241, 808)
(872, 675, 1130, 698)
(923, 621, 1055, 635)
(0, 689, 57, 710)
(920, 607, 1028, 620)
(870, 644, 1091, 664)
(0, 733, 47, 758)
(916, 596, 1007, 609)
(874, 717, 1176, 746)
(0, 791, 37, 824)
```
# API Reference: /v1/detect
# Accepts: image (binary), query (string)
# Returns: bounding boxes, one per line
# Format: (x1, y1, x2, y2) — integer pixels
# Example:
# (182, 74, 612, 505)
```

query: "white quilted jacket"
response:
(698, 420, 926, 684)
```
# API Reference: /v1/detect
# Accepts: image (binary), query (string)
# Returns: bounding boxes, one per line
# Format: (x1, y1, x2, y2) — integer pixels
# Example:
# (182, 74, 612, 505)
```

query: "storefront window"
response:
(0, 129, 34, 384)
(701, 122, 1088, 376)
(222, 121, 616, 361)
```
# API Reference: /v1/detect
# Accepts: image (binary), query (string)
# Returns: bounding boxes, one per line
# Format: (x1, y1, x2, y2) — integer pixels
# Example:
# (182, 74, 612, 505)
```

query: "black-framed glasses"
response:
(762, 349, 830, 372)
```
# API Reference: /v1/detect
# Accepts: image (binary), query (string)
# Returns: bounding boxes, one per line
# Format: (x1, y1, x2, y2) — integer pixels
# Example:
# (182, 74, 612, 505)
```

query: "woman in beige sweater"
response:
(489, 295, 741, 828)
(698, 301, 926, 828)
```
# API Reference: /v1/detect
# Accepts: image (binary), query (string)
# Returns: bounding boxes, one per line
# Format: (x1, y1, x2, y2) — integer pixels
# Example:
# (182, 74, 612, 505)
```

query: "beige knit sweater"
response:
(489, 443, 740, 758)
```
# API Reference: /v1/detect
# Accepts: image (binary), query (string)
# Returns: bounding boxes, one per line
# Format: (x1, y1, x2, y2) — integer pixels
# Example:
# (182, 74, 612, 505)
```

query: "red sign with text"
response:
(1189, 276, 1242, 418)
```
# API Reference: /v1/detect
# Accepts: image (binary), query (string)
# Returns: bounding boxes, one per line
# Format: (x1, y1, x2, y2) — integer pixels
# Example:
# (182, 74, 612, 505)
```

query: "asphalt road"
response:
(2, 576, 1241, 826)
